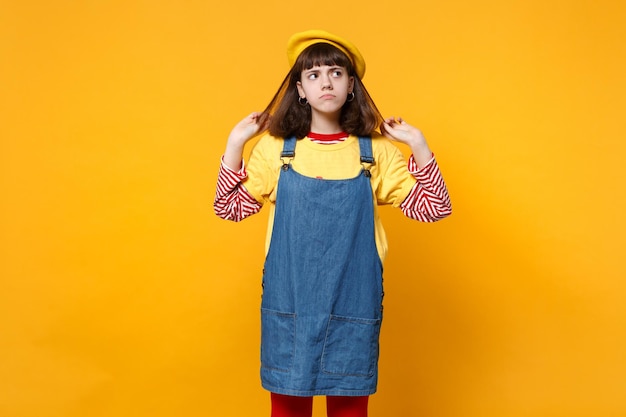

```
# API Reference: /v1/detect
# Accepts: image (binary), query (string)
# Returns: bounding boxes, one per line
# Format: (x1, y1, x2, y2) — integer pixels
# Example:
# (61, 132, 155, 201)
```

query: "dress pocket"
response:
(260, 308, 296, 372)
(321, 315, 381, 377)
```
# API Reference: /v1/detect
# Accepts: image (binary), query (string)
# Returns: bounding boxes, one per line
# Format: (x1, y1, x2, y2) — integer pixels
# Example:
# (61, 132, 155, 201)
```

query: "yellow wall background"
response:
(1, 1, 624, 416)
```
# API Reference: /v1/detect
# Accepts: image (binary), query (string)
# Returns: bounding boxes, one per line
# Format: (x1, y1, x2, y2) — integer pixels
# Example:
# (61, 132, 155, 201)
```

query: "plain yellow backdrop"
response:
(1, 1, 625, 416)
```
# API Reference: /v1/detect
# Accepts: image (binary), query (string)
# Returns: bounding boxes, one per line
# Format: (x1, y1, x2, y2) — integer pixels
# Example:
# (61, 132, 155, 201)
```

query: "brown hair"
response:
(259, 43, 383, 139)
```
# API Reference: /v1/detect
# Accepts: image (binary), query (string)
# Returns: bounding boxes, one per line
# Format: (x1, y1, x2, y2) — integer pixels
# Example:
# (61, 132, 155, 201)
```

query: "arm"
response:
(400, 156, 452, 222)
(213, 159, 262, 221)
(213, 112, 268, 221)
(381, 117, 452, 222)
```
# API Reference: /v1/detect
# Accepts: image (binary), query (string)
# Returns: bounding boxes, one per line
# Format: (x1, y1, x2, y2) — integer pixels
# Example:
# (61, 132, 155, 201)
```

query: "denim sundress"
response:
(260, 136, 384, 397)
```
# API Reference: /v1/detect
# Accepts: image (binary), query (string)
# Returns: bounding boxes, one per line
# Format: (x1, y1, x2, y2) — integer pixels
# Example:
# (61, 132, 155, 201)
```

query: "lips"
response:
(320, 94, 335, 99)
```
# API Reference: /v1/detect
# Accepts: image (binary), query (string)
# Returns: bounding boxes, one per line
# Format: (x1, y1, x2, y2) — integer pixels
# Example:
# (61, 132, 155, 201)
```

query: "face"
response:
(296, 65, 354, 117)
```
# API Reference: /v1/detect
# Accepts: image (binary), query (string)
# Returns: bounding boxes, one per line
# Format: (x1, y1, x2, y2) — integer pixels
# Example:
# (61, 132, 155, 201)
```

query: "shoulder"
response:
(251, 132, 285, 156)
(369, 132, 404, 159)
(255, 132, 285, 147)
(369, 132, 393, 146)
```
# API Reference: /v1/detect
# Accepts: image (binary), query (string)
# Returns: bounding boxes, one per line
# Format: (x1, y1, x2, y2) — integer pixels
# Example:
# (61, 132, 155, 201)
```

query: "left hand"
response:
(380, 117, 426, 147)
(381, 117, 433, 167)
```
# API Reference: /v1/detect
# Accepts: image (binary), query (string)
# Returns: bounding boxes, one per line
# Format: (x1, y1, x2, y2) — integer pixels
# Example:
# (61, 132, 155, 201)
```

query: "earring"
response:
(347, 92, 355, 102)
(298, 96, 308, 106)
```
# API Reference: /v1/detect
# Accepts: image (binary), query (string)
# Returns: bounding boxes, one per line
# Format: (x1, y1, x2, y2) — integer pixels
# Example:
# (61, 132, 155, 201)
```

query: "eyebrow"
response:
(304, 66, 343, 74)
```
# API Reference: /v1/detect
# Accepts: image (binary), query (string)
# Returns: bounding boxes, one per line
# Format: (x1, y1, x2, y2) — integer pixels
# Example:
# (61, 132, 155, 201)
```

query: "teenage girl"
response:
(214, 30, 451, 417)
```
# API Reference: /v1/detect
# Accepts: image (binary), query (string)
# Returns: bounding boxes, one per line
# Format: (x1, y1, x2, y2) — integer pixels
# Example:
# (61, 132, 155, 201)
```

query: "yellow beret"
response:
(286, 30, 366, 79)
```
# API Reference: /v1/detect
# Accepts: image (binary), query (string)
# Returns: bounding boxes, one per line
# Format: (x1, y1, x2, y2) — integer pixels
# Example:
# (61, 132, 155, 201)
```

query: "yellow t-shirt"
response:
(242, 133, 417, 261)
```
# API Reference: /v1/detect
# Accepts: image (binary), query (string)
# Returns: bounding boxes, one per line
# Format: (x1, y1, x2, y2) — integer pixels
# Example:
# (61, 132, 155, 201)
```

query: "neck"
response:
(310, 111, 342, 134)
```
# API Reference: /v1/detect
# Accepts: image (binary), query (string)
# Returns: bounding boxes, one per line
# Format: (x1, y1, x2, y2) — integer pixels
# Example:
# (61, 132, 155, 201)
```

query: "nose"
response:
(321, 74, 333, 90)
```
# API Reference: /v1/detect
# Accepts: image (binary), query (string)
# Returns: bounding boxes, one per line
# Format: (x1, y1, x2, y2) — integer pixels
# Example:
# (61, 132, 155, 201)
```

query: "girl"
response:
(214, 30, 451, 417)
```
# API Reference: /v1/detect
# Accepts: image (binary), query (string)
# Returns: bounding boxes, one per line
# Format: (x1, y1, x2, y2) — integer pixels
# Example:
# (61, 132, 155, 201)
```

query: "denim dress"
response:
(260, 136, 384, 397)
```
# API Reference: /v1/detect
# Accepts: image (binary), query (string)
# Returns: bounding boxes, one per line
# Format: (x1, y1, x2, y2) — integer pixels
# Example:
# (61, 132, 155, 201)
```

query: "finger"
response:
(387, 118, 403, 126)
(382, 121, 396, 133)
(384, 123, 404, 134)
(380, 122, 393, 136)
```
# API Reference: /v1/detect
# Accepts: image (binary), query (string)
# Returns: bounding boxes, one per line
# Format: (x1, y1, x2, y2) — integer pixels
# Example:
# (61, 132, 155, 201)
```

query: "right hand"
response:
(228, 112, 270, 146)
(223, 112, 270, 171)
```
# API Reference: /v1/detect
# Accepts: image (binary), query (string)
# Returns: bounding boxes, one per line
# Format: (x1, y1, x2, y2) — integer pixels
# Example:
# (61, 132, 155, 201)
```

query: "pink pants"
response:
(270, 393, 369, 417)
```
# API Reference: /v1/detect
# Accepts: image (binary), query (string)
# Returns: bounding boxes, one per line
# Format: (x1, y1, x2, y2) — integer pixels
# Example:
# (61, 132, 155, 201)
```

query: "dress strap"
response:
(281, 136, 297, 171)
(358, 136, 375, 177)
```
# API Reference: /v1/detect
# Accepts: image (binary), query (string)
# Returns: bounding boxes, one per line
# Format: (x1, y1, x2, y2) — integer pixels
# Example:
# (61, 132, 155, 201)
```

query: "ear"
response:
(296, 81, 305, 98)
(349, 76, 354, 92)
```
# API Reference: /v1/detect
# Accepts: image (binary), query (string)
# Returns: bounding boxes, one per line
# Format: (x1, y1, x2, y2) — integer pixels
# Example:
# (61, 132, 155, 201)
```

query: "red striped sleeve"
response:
(213, 157, 262, 222)
(400, 155, 452, 222)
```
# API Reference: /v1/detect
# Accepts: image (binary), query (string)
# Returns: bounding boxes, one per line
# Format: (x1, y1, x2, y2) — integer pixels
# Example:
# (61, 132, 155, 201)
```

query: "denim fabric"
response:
(260, 136, 384, 397)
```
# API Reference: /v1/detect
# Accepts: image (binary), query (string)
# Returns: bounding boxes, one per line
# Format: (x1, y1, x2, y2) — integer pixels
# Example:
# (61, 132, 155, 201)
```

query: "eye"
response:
(307, 72, 319, 80)
(332, 69, 342, 77)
